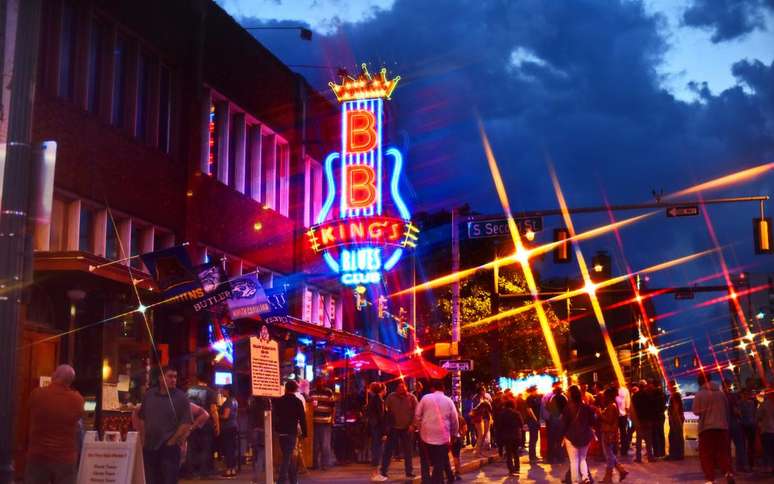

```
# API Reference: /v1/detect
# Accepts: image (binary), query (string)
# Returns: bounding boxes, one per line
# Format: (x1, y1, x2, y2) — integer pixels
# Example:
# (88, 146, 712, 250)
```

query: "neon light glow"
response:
(310, 64, 416, 285)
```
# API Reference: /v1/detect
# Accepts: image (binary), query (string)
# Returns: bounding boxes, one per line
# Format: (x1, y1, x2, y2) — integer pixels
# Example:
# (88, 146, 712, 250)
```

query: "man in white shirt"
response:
(615, 382, 632, 456)
(414, 380, 459, 484)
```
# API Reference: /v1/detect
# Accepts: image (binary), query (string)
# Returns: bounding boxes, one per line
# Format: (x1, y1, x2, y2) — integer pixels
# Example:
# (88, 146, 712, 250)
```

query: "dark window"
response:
(158, 66, 171, 152)
(79, 207, 93, 252)
(111, 35, 128, 127)
(228, 113, 238, 187)
(130, 225, 143, 269)
(135, 52, 152, 141)
(58, 1, 77, 100)
(106, 227, 118, 260)
(86, 20, 104, 113)
(244, 127, 253, 198)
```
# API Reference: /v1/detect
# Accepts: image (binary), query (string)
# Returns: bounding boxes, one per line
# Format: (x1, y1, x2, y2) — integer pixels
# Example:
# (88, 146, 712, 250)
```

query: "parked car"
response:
(682, 394, 699, 455)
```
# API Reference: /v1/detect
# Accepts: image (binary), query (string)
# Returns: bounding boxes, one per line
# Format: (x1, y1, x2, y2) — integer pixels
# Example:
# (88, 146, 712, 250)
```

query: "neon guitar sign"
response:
(307, 64, 418, 285)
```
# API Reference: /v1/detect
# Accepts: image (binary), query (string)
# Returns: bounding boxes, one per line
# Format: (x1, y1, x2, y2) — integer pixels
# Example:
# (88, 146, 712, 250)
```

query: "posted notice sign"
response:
(250, 327, 282, 397)
(77, 431, 144, 484)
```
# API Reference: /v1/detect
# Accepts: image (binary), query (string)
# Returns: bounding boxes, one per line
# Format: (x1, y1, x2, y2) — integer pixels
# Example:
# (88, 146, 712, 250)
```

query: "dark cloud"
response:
(683, 0, 773, 42)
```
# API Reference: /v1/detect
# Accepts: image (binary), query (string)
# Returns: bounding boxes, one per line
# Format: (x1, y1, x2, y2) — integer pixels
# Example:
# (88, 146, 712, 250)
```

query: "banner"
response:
(140, 246, 200, 299)
(192, 263, 232, 312)
(227, 272, 268, 320)
(262, 287, 290, 324)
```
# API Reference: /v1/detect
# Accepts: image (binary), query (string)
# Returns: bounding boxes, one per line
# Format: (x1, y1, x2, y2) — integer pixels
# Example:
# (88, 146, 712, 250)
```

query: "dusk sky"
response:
(217, 0, 774, 368)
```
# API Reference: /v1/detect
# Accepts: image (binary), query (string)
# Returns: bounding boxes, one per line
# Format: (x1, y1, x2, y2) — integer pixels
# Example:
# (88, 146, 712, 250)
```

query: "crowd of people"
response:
(20, 362, 774, 484)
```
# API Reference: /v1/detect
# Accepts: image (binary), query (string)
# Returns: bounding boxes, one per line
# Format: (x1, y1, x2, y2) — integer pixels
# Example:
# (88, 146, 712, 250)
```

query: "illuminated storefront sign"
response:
(307, 64, 418, 285)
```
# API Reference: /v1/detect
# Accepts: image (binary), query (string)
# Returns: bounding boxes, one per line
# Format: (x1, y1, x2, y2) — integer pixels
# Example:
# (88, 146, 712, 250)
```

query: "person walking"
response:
(414, 380, 459, 484)
(450, 413, 467, 481)
(666, 381, 685, 461)
(367, 382, 387, 478)
(185, 373, 219, 478)
(498, 399, 524, 476)
(725, 385, 747, 473)
(373, 381, 418, 481)
(273, 380, 308, 484)
(138, 366, 193, 484)
(219, 385, 239, 478)
(472, 386, 493, 456)
(651, 381, 667, 459)
(757, 389, 774, 474)
(631, 380, 654, 463)
(738, 389, 757, 471)
(310, 379, 335, 471)
(693, 372, 734, 484)
(562, 385, 596, 484)
(526, 385, 542, 464)
(614, 382, 631, 457)
(25, 365, 85, 484)
(545, 384, 568, 463)
(599, 387, 629, 483)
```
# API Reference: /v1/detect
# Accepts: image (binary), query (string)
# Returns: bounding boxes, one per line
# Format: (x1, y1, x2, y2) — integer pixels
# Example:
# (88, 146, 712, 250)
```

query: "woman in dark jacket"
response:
(366, 382, 387, 476)
(562, 385, 596, 484)
(498, 399, 525, 476)
(599, 387, 628, 482)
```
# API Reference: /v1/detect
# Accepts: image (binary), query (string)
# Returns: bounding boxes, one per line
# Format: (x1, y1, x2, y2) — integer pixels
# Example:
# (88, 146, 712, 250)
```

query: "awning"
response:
(326, 351, 400, 374)
(398, 357, 448, 379)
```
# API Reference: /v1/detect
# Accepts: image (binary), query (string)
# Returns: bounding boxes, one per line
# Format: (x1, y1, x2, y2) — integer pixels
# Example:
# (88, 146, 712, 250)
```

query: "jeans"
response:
(278, 434, 298, 484)
(187, 425, 214, 476)
(527, 419, 540, 461)
(24, 458, 76, 484)
(503, 439, 520, 473)
(143, 444, 182, 484)
(547, 417, 564, 463)
(380, 428, 414, 477)
(420, 441, 450, 484)
(635, 421, 654, 461)
(601, 435, 618, 470)
(730, 423, 747, 471)
(370, 425, 384, 467)
(653, 417, 666, 457)
(698, 429, 731, 482)
(221, 426, 238, 469)
(743, 425, 757, 469)
(618, 416, 630, 455)
(667, 419, 684, 459)
(313, 423, 333, 469)
(565, 440, 590, 483)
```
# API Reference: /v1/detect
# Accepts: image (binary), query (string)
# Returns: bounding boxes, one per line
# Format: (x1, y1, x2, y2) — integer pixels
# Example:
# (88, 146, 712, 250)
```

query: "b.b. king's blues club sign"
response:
(306, 64, 418, 286)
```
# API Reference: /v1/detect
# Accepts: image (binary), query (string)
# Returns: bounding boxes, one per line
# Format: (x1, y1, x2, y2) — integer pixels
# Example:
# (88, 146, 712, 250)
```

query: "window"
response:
(277, 143, 290, 216)
(58, 1, 78, 100)
(245, 126, 254, 198)
(130, 224, 143, 269)
(208, 102, 218, 176)
(228, 113, 238, 188)
(106, 226, 119, 260)
(111, 35, 128, 127)
(86, 20, 105, 113)
(135, 52, 152, 141)
(79, 206, 94, 252)
(158, 66, 171, 152)
(50, 199, 66, 251)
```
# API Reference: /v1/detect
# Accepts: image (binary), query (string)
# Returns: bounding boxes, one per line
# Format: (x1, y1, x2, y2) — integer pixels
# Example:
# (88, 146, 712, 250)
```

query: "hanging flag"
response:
(227, 272, 269, 320)
(140, 246, 201, 300)
(192, 262, 232, 312)
(262, 286, 290, 324)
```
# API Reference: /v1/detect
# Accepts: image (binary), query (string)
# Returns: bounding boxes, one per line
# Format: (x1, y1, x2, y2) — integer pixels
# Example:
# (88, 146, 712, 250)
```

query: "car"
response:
(681, 394, 699, 456)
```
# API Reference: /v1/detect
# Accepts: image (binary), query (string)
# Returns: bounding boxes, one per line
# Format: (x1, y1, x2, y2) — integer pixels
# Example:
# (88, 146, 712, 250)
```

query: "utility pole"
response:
(451, 208, 461, 407)
(0, 0, 41, 480)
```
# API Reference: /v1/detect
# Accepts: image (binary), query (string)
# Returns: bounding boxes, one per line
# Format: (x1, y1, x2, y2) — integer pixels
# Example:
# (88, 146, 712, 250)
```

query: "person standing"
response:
(545, 384, 568, 464)
(525, 385, 542, 464)
(472, 386, 493, 456)
(666, 381, 685, 461)
(367, 382, 387, 478)
(185, 373, 219, 478)
(498, 399, 524, 476)
(631, 380, 654, 463)
(693, 372, 734, 484)
(373, 381, 418, 481)
(561, 385, 596, 484)
(219, 385, 239, 478)
(757, 389, 774, 474)
(414, 380, 459, 484)
(25, 365, 85, 484)
(651, 381, 667, 459)
(725, 385, 747, 474)
(614, 382, 631, 456)
(310, 379, 335, 471)
(599, 387, 629, 483)
(139, 366, 193, 484)
(274, 380, 308, 484)
(739, 389, 758, 471)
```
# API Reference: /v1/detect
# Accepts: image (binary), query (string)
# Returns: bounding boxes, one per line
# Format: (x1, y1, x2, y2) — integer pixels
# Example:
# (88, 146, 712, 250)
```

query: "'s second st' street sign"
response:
(666, 206, 700, 218)
(468, 217, 543, 239)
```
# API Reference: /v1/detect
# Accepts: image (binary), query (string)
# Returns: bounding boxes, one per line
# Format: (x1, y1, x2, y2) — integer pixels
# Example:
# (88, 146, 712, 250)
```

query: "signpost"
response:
(250, 326, 281, 484)
(666, 206, 700, 217)
(440, 359, 474, 371)
(467, 217, 543, 239)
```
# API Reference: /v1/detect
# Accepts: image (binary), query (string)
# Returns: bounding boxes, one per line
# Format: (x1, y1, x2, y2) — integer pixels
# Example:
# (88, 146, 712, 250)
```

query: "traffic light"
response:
(377, 296, 387, 318)
(754, 217, 772, 254)
(673, 356, 680, 369)
(553, 228, 572, 263)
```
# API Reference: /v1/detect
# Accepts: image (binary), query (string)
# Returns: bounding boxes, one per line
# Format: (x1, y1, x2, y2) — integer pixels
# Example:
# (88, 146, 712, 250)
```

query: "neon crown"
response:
(328, 63, 401, 102)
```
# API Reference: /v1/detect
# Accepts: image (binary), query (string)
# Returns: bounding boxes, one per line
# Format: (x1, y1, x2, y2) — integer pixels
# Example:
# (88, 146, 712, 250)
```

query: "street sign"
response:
(440, 359, 474, 371)
(666, 206, 700, 218)
(674, 288, 695, 300)
(467, 217, 543, 239)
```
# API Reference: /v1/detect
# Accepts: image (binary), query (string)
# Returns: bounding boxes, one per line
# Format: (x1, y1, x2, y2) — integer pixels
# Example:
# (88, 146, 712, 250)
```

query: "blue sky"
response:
(217, 0, 774, 374)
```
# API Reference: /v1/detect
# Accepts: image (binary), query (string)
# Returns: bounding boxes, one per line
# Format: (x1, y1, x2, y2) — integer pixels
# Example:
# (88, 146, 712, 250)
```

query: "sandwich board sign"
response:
(250, 326, 282, 397)
(77, 431, 145, 484)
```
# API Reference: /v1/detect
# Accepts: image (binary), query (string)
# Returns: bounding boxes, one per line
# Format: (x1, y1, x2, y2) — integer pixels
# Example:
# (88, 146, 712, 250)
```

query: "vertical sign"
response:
(250, 327, 282, 397)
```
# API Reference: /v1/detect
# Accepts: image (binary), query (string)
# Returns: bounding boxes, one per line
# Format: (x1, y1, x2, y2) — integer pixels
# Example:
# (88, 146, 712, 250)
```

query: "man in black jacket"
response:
(274, 381, 308, 484)
(632, 380, 655, 463)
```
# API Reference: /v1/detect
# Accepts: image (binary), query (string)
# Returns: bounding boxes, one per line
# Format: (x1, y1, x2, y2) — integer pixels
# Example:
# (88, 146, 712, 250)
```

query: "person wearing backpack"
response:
(562, 385, 596, 484)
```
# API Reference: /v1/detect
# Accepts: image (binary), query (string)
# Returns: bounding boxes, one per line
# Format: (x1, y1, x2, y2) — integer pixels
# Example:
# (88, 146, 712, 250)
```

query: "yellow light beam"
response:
(479, 120, 563, 374)
(665, 162, 774, 200)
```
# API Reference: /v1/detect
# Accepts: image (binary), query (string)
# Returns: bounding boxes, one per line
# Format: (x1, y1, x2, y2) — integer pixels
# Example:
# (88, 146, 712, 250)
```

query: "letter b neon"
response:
(347, 165, 376, 209)
(346, 110, 377, 153)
